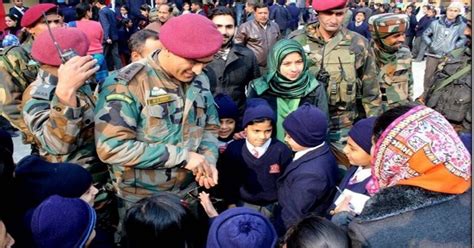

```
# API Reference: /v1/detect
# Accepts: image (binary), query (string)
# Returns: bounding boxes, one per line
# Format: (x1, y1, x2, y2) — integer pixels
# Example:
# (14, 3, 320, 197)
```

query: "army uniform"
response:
(94, 51, 220, 207)
(0, 37, 39, 144)
(289, 23, 382, 151)
(369, 13, 413, 111)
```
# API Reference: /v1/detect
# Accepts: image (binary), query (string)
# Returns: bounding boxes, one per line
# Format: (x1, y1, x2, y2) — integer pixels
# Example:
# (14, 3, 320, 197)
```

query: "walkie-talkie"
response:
(42, 13, 93, 84)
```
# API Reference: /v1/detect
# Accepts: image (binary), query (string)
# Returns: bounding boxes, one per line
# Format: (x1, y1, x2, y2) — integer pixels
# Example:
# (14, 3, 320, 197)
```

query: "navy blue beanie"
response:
(31, 195, 97, 248)
(242, 98, 275, 127)
(283, 103, 328, 147)
(14, 155, 93, 211)
(348, 117, 377, 154)
(206, 207, 277, 248)
(214, 93, 239, 120)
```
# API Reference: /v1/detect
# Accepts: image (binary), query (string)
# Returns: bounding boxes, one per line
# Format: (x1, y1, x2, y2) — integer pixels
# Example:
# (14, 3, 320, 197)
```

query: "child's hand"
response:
(332, 195, 354, 214)
(233, 130, 247, 140)
(199, 192, 219, 218)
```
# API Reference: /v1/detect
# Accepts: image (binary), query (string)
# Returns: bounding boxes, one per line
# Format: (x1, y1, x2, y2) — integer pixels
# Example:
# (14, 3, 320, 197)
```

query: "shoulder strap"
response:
(432, 66, 471, 93)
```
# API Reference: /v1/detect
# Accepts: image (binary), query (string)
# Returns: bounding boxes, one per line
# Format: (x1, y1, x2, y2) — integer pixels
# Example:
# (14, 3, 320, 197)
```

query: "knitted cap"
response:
(159, 14, 222, 59)
(242, 98, 275, 128)
(312, 0, 347, 12)
(206, 207, 277, 248)
(32, 27, 90, 66)
(214, 93, 239, 120)
(348, 117, 376, 154)
(369, 13, 409, 38)
(283, 103, 328, 147)
(21, 3, 57, 28)
(14, 155, 93, 211)
(31, 195, 96, 248)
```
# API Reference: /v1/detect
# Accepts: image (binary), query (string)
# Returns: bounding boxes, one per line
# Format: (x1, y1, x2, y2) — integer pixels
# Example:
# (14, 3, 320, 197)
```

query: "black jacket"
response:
(205, 43, 260, 115)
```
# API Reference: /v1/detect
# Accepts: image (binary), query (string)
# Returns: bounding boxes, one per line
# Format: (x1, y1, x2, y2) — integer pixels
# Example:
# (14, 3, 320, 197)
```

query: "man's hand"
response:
(56, 56, 98, 107)
(184, 152, 218, 189)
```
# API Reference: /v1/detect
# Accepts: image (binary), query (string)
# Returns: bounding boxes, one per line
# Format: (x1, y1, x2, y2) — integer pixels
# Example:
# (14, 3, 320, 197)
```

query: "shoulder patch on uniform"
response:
(115, 62, 146, 84)
(106, 94, 133, 104)
(31, 84, 56, 101)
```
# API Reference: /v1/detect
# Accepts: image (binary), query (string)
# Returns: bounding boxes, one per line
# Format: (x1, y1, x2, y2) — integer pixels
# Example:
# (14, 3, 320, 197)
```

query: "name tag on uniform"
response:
(146, 94, 174, 105)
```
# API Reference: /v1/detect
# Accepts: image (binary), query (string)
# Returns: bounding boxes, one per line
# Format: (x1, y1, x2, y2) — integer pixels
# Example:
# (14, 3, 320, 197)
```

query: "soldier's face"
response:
(255, 7, 269, 25)
(219, 118, 236, 138)
(28, 14, 63, 38)
(383, 32, 406, 49)
(160, 49, 214, 82)
(212, 15, 235, 47)
(446, 7, 460, 20)
(279, 52, 304, 81)
(318, 9, 345, 33)
(245, 120, 272, 147)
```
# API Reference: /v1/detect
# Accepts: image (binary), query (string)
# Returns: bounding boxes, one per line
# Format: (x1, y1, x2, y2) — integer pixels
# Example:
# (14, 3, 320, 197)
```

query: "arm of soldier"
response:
(196, 92, 220, 187)
(0, 69, 26, 130)
(357, 45, 382, 117)
(234, 24, 248, 45)
(408, 65, 414, 101)
(21, 85, 83, 155)
(94, 83, 189, 169)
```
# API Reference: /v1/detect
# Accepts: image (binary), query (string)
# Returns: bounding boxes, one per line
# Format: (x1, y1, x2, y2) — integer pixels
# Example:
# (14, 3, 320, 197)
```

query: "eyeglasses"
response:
(45, 19, 62, 24)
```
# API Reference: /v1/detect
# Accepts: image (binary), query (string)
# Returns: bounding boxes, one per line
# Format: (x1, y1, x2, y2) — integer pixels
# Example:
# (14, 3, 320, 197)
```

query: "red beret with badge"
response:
(159, 14, 222, 59)
(31, 27, 90, 67)
(312, 0, 348, 12)
(21, 3, 57, 28)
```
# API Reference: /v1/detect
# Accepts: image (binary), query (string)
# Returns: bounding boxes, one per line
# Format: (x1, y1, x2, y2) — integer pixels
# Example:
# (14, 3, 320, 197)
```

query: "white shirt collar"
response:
(246, 138, 272, 158)
(293, 142, 325, 161)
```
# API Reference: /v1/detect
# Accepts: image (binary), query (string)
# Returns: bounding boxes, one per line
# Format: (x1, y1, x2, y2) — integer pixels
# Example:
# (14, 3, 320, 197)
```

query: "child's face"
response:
(218, 118, 236, 139)
(355, 12, 365, 22)
(184, 3, 190, 10)
(245, 120, 272, 147)
(284, 133, 306, 152)
(343, 137, 371, 167)
(120, 7, 128, 16)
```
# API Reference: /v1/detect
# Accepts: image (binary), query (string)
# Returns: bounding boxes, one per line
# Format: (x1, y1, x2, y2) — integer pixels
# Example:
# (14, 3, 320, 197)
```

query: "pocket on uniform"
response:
(384, 75, 410, 105)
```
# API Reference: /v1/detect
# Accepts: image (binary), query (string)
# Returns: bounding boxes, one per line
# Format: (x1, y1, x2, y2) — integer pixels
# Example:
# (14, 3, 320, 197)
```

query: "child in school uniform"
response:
(219, 98, 293, 216)
(274, 103, 339, 235)
(214, 94, 239, 154)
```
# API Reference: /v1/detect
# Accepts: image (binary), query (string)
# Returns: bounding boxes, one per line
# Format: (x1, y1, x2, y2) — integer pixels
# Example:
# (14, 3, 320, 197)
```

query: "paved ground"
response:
(11, 60, 427, 163)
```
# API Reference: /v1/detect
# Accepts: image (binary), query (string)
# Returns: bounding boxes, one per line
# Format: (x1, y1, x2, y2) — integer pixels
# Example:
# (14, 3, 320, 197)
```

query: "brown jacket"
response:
(234, 19, 280, 67)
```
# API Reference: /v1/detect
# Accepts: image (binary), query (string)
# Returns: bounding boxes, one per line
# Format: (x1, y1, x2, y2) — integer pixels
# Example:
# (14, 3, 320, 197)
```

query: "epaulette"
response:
(114, 62, 146, 85)
(287, 28, 305, 39)
(31, 84, 56, 101)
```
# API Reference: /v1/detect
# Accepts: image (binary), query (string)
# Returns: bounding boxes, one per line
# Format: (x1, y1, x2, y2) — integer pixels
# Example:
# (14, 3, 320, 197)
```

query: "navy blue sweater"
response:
(219, 139, 293, 206)
(347, 21, 371, 40)
(415, 15, 436, 37)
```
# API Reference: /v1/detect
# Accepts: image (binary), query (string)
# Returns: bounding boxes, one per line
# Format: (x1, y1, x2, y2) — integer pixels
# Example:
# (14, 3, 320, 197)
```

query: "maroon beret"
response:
(312, 0, 347, 12)
(32, 27, 90, 66)
(21, 3, 57, 28)
(159, 14, 222, 59)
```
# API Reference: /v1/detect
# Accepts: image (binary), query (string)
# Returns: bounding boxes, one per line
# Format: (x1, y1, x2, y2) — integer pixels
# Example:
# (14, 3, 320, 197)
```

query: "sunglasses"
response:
(45, 19, 62, 24)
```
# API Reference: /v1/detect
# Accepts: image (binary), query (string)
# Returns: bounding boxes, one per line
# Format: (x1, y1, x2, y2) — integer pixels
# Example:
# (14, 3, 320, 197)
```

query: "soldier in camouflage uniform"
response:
(369, 13, 414, 111)
(21, 27, 115, 235)
(288, 0, 381, 157)
(0, 4, 61, 146)
(94, 14, 221, 215)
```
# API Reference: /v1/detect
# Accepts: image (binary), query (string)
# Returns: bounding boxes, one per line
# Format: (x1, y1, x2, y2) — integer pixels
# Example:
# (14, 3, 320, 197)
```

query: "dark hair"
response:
(6, 14, 18, 22)
(95, 0, 107, 5)
(121, 17, 132, 26)
(191, 0, 203, 8)
(255, 2, 268, 11)
(75, 2, 91, 20)
(124, 192, 199, 248)
(372, 104, 416, 143)
(128, 29, 159, 54)
(120, 5, 129, 12)
(158, 3, 173, 13)
(208, 7, 235, 23)
(140, 4, 151, 12)
(282, 215, 349, 248)
(246, 117, 273, 126)
(246, 0, 257, 9)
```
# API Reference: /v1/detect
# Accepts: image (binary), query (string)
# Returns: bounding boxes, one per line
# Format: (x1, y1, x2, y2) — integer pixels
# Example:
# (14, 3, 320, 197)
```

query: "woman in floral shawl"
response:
(347, 104, 471, 247)
(246, 39, 328, 142)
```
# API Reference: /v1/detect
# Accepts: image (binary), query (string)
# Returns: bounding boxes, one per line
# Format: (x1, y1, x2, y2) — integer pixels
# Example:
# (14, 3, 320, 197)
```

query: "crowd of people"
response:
(0, 0, 471, 247)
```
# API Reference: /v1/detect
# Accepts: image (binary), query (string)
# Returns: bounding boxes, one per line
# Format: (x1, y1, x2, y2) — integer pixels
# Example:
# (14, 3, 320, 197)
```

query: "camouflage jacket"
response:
(94, 52, 220, 202)
(21, 69, 103, 170)
(289, 22, 382, 131)
(0, 38, 39, 143)
(375, 46, 414, 110)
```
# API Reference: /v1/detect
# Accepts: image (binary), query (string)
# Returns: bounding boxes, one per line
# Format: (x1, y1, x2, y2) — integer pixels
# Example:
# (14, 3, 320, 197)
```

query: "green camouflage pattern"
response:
(368, 13, 409, 38)
(94, 52, 220, 204)
(289, 22, 382, 150)
(0, 38, 39, 143)
(376, 47, 413, 110)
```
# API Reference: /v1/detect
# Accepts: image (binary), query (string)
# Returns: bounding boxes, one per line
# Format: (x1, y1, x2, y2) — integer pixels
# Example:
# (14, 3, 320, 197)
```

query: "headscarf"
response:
(251, 39, 318, 98)
(366, 105, 471, 195)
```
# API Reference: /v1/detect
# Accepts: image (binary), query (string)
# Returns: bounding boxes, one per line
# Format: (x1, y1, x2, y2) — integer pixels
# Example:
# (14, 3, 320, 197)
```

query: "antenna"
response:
(42, 12, 69, 64)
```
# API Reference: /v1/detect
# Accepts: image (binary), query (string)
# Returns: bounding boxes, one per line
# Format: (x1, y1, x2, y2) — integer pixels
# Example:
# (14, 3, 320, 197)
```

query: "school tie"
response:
(252, 149, 260, 158)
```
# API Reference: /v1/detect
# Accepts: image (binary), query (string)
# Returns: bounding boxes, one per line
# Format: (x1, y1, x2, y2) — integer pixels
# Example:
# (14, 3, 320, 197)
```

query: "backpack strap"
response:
(431, 66, 471, 93)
